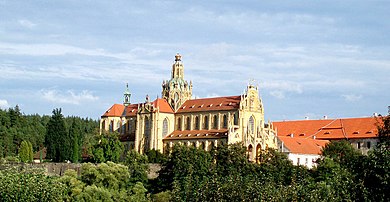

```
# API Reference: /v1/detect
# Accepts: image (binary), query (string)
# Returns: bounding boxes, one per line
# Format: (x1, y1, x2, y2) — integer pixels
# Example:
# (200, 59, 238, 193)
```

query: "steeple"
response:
(172, 53, 184, 79)
(162, 53, 193, 111)
(123, 83, 131, 106)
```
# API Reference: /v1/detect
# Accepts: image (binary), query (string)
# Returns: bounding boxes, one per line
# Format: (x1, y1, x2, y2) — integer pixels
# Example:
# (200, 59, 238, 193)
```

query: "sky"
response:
(0, 0, 389, 121)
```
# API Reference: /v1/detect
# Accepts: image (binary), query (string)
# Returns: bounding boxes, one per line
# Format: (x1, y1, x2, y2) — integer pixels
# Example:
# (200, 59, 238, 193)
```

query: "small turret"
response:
(123, 83, 131, 106)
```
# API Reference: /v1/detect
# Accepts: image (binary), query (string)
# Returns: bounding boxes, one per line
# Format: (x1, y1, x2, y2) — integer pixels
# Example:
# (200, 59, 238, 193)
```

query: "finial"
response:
(175, 53, 182, 61)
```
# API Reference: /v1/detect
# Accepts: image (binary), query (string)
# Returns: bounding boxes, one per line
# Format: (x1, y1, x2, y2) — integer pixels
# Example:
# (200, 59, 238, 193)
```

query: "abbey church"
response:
(100, 54, 277, 161)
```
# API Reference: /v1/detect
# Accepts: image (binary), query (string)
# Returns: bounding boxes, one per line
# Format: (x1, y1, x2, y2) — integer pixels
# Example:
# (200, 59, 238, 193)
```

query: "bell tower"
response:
(123, 83, 131, 106)
(162, 53, 192, 111)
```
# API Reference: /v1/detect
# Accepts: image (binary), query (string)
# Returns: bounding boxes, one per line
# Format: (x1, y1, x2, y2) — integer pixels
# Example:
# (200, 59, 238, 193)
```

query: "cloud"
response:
(269, 91, 285, 99)
(342, 94, 362, 102)
(18, 19, 37, 29)
(262, 81, 303, 94)
(41, 89, 99, 105)
(0, 99, 10, 109)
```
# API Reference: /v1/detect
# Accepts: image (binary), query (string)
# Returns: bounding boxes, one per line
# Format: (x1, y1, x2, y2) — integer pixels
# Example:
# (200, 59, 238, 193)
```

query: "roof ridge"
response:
(189, 95, 241, 101)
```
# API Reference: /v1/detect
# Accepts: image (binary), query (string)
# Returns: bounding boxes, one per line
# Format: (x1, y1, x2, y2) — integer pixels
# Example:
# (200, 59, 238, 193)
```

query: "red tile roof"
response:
(278, 136, 329, 155)
(124, 104, 139, 116)
(102, 104, 126, 117)
(177, 96, 241, 113)
(163, 129, 229, 140)
(152, 98, 174, 113)
(273, 117, 380, 140)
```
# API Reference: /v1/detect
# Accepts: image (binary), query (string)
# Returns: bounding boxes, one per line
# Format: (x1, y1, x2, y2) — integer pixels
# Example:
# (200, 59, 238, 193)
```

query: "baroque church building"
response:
(100, 54, 277, 161)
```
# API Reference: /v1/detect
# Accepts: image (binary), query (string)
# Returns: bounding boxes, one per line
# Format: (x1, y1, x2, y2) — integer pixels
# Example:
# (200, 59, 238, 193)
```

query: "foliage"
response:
(146, 149, 167, 164)
(45, 108, 71, 162)
(89, 131, 124, 163)
(0, 168, 66, 201)
(0, 106, 98, 161)
(19, 140, 33, 163)
(124, 150, 149, 185)
(377, 106, 390, 146)
(57, 162, 150, 202)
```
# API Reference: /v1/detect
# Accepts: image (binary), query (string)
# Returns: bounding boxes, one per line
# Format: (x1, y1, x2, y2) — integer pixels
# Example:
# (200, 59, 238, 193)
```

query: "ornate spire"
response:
(162, 53, 193, 111)
(123, 83, 131, 106)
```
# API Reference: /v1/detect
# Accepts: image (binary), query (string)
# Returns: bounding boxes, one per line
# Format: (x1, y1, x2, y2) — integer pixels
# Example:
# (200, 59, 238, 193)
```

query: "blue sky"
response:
(0, 0, 389, 120)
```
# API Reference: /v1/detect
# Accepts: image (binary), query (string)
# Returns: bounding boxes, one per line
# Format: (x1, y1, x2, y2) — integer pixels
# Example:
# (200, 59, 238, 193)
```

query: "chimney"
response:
(323, 115, 328, 120)
(305, 116, 309, 120)
(373, 112, 378, 117)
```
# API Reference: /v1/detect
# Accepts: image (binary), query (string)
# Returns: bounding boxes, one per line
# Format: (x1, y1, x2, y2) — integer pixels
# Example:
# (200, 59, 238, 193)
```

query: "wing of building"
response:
(100, 54, 277, 161)
(273, 117, 381, 155)
(278, 136, 329, 168)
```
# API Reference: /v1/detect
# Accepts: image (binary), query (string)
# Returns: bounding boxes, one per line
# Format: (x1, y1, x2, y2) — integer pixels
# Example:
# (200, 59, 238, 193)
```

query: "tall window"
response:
(186, 117, 191, 130)
(203, 115, 209, 130)
(121, 122, 126, 134)
(109, 120, 114, 132)
(163, 118, 169, 137)
(177, 117, 182, 130)
(144, 117, 150, 136)
(234, 112, 239, 125)
(102, 120, 106, 130)
(249, 116, 255, 134)
(195, 116, 200, 130)
(128, 120, 132, 133)
(213, 115, 218, 129)
(223, 115, 228, 128)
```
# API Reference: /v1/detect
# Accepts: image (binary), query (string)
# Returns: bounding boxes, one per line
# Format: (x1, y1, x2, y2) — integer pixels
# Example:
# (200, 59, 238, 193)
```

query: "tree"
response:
(19, 140, 33, 163)
(377, 106, 390, 146)
(124, 150, 149, 185)
(69, 118, 82, 163)
(321, 140, 362, 169)
(45, 108, 70, 162)
(90, 131, 124, 163)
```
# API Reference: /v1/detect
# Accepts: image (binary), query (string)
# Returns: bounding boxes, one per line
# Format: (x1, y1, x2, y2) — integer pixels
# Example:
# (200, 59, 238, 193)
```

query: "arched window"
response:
(234, 112, 239, 125)
(177, 117, 182, 130)
(192, 142, 196, 148)
(109, 120, 114, 132)
(203, 115, 209, 130)
(213, 115, 218, 129)
(249, 116, 255, 134)
(102, 120, 106, 130)
(186, 117, 191, 130)
(144, 117, 150, 136)
(163, 118, 169, 137)
(195, 116, 200, 130)
(223, 115, 228, 128)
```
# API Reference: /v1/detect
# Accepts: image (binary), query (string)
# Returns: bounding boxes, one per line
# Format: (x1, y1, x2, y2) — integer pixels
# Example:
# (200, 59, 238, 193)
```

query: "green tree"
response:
(124, 150, 149, 185)
(69, 118, 82, 163)
(45, 108, 71, 162)
(19, 140, 33, 163)
(90, 131, 124, 163)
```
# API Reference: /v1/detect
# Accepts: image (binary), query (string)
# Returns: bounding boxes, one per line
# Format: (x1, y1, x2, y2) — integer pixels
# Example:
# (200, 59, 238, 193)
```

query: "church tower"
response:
(162, 53, 192, 111)
(123, 83, 131, 106)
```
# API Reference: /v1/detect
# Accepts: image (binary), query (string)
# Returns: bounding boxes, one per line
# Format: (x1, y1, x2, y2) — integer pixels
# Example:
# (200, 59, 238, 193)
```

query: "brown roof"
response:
(102, 104, 125, 117)
(164, 129, 229, 140)
(273, 117, 380, 140)
(177, 96, 241, 113)
(278, 136, 329, 155)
